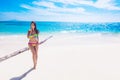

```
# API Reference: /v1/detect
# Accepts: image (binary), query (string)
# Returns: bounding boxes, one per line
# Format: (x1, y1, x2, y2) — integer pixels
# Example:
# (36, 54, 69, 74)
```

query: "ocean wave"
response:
(60, 30, 77, 33)
(0, 21, 120, 35)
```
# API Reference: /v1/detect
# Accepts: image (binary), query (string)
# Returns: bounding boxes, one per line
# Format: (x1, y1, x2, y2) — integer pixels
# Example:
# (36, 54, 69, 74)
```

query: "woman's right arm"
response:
(27, 30, 31, 38)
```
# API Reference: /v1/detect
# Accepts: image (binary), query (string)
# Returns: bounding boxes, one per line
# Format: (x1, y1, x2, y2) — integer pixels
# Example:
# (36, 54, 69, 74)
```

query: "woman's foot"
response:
(33, 63, 37, 69)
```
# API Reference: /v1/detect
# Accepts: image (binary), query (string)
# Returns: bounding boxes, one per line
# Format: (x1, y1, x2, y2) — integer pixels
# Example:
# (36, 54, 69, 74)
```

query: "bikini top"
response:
(29, 33, 38, 39)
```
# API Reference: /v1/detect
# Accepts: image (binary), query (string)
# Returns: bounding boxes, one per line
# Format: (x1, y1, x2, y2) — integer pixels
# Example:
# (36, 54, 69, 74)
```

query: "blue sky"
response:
(0, 0, 120, 22)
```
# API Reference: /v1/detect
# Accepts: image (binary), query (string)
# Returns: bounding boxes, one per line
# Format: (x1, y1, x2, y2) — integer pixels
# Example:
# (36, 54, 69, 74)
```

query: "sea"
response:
(0, 21, 120, 35)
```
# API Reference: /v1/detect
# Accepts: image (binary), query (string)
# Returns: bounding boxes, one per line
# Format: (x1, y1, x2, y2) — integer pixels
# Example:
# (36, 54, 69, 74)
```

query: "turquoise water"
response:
(0, 21, 120, 35)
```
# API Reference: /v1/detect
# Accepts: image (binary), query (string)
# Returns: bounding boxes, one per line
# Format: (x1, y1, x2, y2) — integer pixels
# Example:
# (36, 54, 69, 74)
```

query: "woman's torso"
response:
(29, 30, 38, 43)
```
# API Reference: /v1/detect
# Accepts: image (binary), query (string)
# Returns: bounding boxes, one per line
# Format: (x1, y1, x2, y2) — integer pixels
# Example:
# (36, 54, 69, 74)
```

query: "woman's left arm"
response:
(37, 33, 39, 42)
(27, 30, 31, 38)
(37, 31, 39, 42)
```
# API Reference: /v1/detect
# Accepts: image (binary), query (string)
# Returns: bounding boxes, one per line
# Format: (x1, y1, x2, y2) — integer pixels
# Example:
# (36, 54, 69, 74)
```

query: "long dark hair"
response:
(30, 21, 39, 34)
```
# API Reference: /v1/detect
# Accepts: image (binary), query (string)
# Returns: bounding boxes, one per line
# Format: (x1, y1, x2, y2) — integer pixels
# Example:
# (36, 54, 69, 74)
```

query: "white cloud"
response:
(20, 0, 120, 18)
(51, 7, 85, 14)
(94, 0, 120, 10)
(32, 1, 57, 8)
(1, 0, 120, 22)
(1, 11, 120, 22)
(50, 0, 120, 10)
(21, 4, 61, 16)
(21, 1, 86, 15)
(21, 4, 33, 9)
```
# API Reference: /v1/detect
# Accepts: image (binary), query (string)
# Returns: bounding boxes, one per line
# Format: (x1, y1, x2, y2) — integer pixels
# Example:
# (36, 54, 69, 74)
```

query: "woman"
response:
(27, 21, 39, 69)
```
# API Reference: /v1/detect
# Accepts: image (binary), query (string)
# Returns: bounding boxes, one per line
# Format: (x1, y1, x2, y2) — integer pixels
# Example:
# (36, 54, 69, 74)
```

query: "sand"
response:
(0, 33, 120, 80)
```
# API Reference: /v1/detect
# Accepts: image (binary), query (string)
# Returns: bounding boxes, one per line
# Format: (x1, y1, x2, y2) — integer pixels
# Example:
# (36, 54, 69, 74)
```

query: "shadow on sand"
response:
(10, 67, 34, 80)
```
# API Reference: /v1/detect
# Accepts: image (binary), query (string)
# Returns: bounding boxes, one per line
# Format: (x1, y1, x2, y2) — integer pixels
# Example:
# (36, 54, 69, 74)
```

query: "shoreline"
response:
(0, 33, 120, 44)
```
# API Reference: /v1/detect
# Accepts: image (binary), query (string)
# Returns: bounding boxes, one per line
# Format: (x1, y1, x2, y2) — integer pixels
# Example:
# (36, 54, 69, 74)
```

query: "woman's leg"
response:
(29, 44, 36, 69)
(34, 45, 39, 69)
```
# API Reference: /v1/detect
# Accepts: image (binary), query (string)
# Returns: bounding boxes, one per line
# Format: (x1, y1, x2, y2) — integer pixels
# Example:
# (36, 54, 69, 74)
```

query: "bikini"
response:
(28, 33, 39, 46)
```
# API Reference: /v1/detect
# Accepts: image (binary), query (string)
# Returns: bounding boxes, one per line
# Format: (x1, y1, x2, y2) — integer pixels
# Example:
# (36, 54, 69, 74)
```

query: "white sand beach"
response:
(0, 33, 120, 80)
